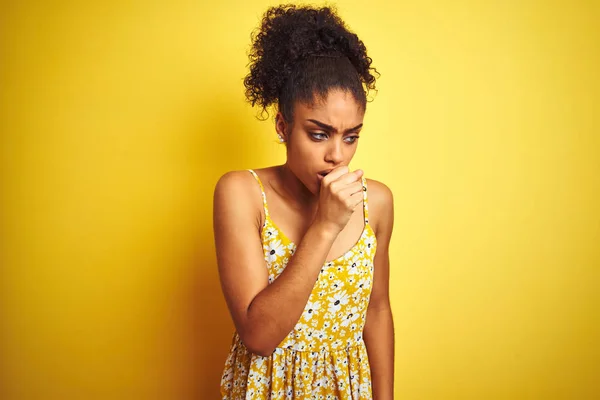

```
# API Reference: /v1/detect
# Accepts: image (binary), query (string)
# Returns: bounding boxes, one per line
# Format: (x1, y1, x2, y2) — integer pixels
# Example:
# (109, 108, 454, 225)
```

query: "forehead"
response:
(293, 90, 365, 126)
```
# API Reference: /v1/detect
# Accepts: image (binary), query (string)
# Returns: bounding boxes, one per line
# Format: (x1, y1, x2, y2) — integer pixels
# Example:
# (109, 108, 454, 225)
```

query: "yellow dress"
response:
(220, 169, 377, 399)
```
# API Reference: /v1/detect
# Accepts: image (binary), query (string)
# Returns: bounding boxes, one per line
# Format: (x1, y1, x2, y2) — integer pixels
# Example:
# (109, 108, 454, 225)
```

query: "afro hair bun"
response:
(244, 4, 378, 118)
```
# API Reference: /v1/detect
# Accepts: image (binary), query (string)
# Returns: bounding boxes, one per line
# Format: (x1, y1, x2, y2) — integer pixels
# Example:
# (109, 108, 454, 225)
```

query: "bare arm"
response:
(363, 180, 395, 399)
(214, 168, 363, 356)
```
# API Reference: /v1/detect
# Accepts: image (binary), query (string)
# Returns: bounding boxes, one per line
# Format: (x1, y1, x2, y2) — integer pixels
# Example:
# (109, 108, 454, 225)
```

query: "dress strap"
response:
(361, 177, 370, 225)
(248, 169, 269, 218)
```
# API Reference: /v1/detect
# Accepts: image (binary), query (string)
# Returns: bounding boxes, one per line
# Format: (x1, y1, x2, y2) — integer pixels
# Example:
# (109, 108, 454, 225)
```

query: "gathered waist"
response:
(232, 332, 366, 357)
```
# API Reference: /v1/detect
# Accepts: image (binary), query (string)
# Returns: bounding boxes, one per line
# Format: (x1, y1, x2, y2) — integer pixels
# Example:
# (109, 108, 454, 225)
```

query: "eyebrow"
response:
(306, 119, 363, 134)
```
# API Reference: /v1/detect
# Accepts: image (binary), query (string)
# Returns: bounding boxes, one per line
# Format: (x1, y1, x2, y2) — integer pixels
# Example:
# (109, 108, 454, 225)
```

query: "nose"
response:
(324, 139, 344, 165)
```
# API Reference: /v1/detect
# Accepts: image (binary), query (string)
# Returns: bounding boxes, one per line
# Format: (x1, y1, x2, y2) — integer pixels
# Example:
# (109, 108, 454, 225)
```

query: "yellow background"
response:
(1, 0, 599, 399)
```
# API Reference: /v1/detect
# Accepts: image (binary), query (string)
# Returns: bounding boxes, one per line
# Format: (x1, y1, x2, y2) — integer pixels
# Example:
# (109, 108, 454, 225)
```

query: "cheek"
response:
(287, 136, 316, 159)
(286, 142, 320, 178)
(288, 146, 319, 174)
(347, 145, 359, 159)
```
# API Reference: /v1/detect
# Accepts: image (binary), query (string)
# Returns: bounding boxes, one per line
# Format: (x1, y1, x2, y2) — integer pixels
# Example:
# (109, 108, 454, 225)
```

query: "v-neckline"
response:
(264, 214, 372, 264)
(250, 168, 374, 264)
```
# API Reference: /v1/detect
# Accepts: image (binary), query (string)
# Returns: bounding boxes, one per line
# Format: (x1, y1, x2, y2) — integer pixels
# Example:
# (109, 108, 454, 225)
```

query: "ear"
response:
(275, 112, 288, 141)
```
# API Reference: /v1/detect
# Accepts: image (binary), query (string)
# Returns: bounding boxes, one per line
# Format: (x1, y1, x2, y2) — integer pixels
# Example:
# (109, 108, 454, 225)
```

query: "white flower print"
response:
(334, 365, 342, 375)
(254, 357, 265, 370)
(340, 306, 360, 327)
(264, 226, 279, 239)
(356, 277, 369, 292)
(328, 290, 350, 314)
(365, 235, 375, 252)
(273, 263, 284, 275)
(315, 375, 328, 389)
(265, 239, 286, 263)
(360, 382, 371, 393)
(348, 254, 362, 275)
(287, 242, 296, 254)
(274, 362, 285, 379)
(314, 329, 326, 341)
(354, 331, 363, 343)
(303, 300, 321, 321)
(331, 279, 344, 291)
(296, 342, 307, 351)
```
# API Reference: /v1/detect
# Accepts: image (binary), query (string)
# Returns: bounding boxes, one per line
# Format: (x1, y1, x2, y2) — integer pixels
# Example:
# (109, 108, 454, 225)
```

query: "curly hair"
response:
(244, 4, 378, 121)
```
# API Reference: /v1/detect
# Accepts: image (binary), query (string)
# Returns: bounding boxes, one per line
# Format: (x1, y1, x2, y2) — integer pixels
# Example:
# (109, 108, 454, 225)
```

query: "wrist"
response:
(311, 220, 340, 242)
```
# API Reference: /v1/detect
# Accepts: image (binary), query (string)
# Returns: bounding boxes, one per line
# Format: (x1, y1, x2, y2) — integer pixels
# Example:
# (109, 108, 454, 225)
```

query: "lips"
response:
(317, 169, 333, 177)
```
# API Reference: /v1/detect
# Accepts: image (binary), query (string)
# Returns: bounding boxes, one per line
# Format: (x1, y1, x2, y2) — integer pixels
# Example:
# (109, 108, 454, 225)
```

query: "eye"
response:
(344, 136, 360, 144)
(311, 132, 328, 141)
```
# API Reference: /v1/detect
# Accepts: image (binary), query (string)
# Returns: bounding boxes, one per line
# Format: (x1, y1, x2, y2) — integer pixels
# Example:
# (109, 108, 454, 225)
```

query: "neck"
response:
(276, 163, 319, 212)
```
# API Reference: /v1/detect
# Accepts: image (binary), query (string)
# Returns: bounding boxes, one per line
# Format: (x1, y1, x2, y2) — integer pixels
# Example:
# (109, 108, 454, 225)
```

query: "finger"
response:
(330, 171, 363, 193)
(349, 191, 364, 210)
(334, 169, 363, 186)
(338, 182, 364, 198)
(323, 165, 350, 184)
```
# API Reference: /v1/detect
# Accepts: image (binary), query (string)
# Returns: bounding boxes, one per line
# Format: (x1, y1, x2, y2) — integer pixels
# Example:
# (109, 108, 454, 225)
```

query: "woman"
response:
(214, 5, 395, 399)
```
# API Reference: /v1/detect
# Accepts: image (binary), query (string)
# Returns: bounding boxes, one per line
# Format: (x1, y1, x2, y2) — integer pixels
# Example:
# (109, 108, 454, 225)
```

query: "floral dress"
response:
(220, 169, 377, 399)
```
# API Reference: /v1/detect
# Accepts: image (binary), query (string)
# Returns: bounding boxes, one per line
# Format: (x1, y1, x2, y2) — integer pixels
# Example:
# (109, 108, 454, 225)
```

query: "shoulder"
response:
(214, 170, 258, 201)
(215, 170, 256, 192)
(213, 170, 265, 226)
(214, 167, 276, 201)
(365, 178, 394, 211)
(365, 178, 394, 236)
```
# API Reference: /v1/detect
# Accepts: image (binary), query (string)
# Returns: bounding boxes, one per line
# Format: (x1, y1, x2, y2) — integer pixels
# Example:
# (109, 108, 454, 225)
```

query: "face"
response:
(276, 89, 365, 194)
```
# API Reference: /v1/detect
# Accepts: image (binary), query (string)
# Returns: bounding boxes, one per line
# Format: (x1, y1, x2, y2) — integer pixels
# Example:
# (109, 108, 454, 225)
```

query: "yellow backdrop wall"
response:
(1, 0, 598, 399)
